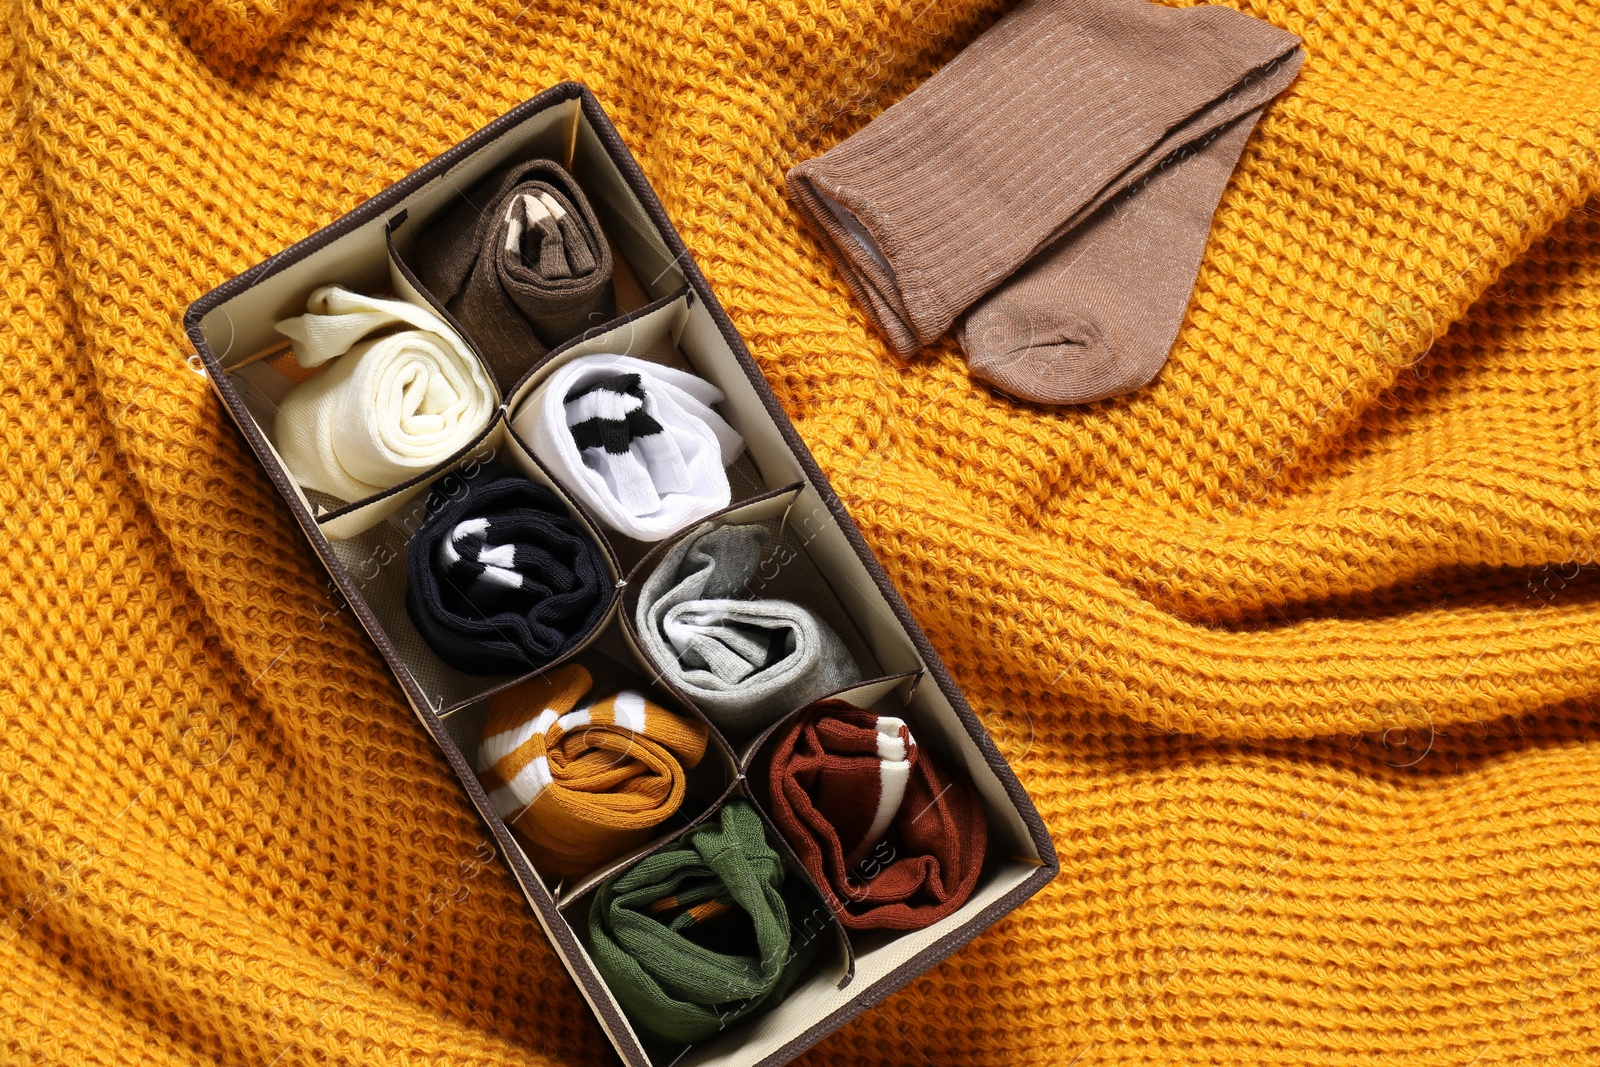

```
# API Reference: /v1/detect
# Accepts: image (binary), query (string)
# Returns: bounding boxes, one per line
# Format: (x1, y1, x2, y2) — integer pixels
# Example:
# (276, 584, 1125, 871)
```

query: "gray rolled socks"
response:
(635, 523, 861, 735)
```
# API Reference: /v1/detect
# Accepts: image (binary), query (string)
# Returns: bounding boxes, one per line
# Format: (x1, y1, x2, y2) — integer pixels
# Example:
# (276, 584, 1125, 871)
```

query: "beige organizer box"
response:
(184, 82, 1058, 1067)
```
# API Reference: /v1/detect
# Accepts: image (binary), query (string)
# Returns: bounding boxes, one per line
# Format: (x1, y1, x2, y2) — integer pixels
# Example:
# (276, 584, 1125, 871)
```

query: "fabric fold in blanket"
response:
(410, 158, 616, 389)
(587, 799, 822, 1044)
(767, 699, 988, 930)
(634, 523, 862, 735)
(476, 663, 709, 879)
(271, 285, 496, 525)
(512, 354, 744, 541)
(406, 462, 613, 675)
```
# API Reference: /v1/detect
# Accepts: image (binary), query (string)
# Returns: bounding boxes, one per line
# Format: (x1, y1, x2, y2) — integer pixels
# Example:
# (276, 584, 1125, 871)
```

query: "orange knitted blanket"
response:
(3, 0, 1599, 1063)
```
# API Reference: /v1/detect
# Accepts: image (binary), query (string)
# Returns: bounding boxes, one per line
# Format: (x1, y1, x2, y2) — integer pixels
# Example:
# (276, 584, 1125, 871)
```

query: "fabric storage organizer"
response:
(183, 82, 1058, 1067)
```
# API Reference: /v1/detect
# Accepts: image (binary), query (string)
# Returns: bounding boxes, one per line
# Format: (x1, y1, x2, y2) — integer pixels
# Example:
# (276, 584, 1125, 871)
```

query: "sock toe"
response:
(961, 303, 1142, 405)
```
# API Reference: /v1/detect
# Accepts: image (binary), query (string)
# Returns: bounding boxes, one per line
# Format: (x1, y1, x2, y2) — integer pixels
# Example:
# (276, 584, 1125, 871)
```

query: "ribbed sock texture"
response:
(587, 799, 821, 1044)
(476, 664, 709, 879)
(635, 523, 862, 735)
(512, 354, 744, 542)
(960, 112, 1266, 404)
(409, 159, 615, 392)
(405, 462, 613, 675)
(768, 700, 987, 930)
(786, 0, 1301, 399)
(271, 285, 496, 522)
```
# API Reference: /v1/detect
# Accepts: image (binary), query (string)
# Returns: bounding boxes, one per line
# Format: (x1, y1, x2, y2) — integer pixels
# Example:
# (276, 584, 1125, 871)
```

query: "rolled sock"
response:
(405, 462, 613, 675)
(768, 700, 989, 931)
(512, 355, 744, 541)
(563, 372, 692, 513)
(785, 0, 1302, 357)
(476, 663, 709, 879)
(271, 286, 495, 523)
(409, 159, 616, 390)
(635, 523, 862, 735)
(586, 799, 821, 1044)
(961, 111, 1266, 404)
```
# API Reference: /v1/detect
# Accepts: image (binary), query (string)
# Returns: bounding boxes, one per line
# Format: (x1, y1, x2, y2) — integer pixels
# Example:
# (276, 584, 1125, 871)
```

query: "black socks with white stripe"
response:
(407, 462, 613, 675)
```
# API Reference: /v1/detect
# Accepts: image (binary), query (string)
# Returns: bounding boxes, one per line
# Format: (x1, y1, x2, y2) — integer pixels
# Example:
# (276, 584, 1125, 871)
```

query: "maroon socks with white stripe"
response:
(767, 700, 988, 930)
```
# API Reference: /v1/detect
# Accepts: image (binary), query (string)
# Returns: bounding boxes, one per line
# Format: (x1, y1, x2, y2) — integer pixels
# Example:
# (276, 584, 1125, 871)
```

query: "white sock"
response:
(512, 355, 743, 541)
(273, 286, 496, 524)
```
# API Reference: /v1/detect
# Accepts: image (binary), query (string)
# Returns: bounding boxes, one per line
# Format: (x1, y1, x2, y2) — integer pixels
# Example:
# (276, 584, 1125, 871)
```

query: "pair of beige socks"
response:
(787, 0, 1304, 404)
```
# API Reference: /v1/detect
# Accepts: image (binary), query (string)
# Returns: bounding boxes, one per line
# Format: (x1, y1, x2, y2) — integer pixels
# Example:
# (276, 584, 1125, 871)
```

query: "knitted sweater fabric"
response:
(3, 0, 1600, 1064)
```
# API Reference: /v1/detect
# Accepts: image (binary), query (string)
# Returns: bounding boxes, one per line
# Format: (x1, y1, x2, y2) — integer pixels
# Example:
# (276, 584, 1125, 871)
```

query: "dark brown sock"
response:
(409, 159, 614, 391)
(961, 109, 1264, 404)
(786, 0, 1302, 389)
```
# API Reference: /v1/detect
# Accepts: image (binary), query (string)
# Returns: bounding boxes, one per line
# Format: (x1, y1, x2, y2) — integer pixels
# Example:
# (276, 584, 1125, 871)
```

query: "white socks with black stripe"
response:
(514, 354, 743, 541)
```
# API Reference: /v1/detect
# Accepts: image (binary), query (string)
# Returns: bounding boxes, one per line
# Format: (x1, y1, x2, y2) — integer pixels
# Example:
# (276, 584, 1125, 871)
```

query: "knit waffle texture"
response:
(4, 0, 1600, 1064)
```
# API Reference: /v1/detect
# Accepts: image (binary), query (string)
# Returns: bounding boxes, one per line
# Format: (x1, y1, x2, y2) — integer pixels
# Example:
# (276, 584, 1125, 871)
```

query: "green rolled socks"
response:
(587, 799, 822, 1044)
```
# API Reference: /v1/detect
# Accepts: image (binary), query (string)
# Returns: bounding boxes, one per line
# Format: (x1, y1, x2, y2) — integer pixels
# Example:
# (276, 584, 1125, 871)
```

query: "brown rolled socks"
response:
(768, 700, 988, 930)
(786, 0, 1303, 404)
(410, 159, 615, 389)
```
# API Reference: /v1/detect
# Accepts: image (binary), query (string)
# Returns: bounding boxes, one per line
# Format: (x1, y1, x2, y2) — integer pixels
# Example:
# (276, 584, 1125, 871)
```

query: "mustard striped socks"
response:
(477, 664, 709, 878)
